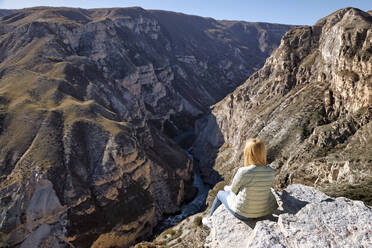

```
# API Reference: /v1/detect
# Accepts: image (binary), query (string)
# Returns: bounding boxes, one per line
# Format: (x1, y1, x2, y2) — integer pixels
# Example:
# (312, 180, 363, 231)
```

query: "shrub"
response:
(193, 216, 203, 227)
(165, 229, 176, 236)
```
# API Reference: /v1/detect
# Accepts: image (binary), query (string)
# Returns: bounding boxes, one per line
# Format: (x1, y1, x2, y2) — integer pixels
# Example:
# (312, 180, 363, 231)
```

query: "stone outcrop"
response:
(205, 184, 372, 248)
(194, 8, 372, 198)
(0, 6, 291, 248)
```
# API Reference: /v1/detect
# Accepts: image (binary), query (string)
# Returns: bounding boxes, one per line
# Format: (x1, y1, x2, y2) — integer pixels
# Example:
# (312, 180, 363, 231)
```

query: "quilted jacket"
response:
(227, 165, 278, 218)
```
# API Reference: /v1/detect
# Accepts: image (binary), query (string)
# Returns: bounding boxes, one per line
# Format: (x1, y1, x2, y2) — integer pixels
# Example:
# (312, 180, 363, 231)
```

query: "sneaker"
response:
(202, 216, 212, 228)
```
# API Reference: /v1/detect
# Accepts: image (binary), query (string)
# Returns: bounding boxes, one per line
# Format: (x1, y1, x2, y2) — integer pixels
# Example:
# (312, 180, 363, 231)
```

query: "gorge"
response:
(0, 6, 370, 248)
(0, 6, 291, 247)
(145, 7, 372, 248)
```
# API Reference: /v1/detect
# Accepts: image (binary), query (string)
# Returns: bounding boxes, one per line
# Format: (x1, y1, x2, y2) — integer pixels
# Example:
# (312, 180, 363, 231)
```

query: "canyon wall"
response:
(194, 8, 371, 199)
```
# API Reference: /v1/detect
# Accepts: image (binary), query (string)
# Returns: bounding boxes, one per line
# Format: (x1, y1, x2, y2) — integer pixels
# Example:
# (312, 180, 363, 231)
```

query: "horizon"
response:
(0, 0, 371, 25)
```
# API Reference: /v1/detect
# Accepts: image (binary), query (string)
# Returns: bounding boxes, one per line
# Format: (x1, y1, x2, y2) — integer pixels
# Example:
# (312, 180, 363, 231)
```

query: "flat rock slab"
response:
(204, 205, 254, 248)
(205, 184, 372, 248)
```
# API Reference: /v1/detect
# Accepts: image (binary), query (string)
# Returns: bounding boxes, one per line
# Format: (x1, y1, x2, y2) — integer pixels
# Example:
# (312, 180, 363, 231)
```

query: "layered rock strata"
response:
(194, 8, 372, 196)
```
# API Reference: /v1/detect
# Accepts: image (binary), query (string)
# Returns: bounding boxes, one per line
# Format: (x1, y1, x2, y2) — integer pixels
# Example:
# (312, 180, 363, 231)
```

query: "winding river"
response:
(157, 130, 210, 231)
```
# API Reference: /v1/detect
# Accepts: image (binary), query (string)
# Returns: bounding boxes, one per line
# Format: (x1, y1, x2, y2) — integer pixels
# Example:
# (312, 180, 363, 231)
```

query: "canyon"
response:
(143, 7, 372, 248)
(0, 6, 370, 248)
(0, 7, 291, 247)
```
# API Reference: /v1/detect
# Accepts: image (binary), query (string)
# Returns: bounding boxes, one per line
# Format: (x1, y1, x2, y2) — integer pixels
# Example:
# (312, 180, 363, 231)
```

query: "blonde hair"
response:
(244, 139, 267, 166)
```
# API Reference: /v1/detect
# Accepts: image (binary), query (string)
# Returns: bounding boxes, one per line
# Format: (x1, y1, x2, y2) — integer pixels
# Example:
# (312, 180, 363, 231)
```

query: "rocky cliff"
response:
(194, 8, 372, 203)
(0, 7, 291, 248)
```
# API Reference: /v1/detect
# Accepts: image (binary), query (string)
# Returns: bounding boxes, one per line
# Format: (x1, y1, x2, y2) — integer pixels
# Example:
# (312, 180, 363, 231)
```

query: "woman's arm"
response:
(230, 168, 252, 194)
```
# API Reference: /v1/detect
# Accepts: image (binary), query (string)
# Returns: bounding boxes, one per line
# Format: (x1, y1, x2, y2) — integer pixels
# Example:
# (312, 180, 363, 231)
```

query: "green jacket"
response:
(227, 165, 278, 218)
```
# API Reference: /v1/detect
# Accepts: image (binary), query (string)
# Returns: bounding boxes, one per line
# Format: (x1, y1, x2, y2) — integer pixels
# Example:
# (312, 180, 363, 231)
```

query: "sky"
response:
(0, 0, 370, 25)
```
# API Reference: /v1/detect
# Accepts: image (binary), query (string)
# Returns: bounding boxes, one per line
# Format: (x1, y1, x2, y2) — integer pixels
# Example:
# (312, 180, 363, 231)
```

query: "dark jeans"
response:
(209, 190, 250, 221)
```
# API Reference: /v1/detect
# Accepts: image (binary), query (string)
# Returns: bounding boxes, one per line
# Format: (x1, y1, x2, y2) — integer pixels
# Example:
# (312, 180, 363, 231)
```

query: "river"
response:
(156, 130, 210, 231)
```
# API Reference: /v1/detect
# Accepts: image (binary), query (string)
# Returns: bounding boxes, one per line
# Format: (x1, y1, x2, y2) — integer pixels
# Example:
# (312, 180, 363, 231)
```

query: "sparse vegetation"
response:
(0, 232, 8, 248)
(165, 229, 176, 236)
(337, 70, 360, 81)
(320, 178, 372, 206)
(134, 242, 157, 248)
(301, 50, 319, 67)
(193, 216, 203, 227)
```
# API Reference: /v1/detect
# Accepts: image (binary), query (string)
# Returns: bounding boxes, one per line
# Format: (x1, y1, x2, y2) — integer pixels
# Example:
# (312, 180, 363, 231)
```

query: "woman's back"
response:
(227, 165, 278, 218)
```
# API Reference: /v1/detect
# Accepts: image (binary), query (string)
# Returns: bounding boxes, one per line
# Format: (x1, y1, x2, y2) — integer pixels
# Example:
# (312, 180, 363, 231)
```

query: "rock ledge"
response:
(205, 184, 372, 248)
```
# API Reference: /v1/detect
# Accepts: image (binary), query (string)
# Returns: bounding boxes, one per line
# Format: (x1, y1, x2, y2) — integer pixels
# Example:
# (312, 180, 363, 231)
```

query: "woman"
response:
(203, 139, 278, 226)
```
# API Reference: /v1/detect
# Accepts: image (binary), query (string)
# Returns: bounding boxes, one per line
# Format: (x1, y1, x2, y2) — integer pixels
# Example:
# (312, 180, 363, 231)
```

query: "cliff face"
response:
(194, 8, 372, 197)
(0, 7, 291, 248)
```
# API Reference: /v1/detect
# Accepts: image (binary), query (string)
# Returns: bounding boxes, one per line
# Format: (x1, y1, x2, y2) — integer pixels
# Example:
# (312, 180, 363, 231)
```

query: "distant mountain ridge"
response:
(0, 9, 16, 17)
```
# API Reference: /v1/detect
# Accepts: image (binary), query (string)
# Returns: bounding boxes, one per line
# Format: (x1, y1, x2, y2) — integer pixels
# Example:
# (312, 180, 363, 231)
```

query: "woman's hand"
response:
(224, 185, 232, 191)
